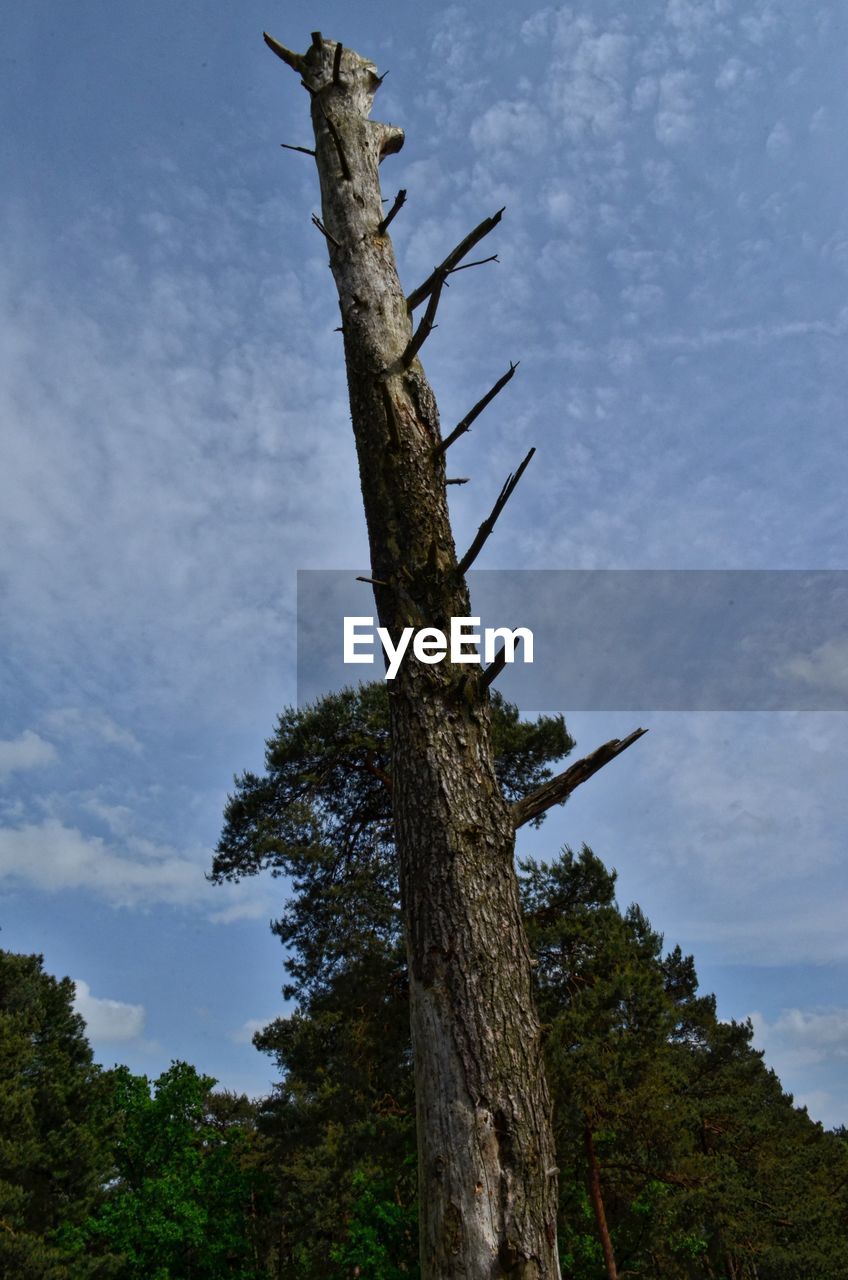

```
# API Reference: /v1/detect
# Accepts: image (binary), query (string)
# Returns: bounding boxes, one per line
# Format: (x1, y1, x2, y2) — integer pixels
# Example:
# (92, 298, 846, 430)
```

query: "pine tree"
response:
(0, 949, 118, 1279)
(214, 683, 572, 1276)
(215, 684, 848, 1278)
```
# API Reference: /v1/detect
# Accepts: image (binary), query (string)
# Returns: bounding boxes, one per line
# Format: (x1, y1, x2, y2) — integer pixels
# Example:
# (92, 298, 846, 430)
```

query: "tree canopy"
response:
(213, 684, 848, 1279)
(0, 950, 118, 1279)
(4, 685, 847, 1277)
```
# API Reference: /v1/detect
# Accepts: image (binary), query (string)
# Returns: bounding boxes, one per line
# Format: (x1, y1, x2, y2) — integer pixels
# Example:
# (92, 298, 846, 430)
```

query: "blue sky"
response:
(2, 1, 848, 1122)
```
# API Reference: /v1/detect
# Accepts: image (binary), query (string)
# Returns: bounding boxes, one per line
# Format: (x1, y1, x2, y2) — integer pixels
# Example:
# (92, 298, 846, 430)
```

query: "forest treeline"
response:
(3, 686, 847, 1279)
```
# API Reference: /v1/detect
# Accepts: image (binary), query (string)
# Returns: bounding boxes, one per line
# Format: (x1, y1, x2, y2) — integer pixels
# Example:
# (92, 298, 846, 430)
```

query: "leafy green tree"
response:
(86, 1062, 270, 1280)
(0, 949, 119, 1279)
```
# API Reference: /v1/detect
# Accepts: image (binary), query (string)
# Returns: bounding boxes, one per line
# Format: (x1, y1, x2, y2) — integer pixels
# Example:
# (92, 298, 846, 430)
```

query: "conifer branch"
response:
(378, 189, 407, 236)
(435, 362, 519, 457)
(406, 208, 505, 312)
(311, 214, 340, 248)
(480, 645, 509, 690)
(447, 253, 499, 275)
(263, 32, 304, 73)
(511, 729, 648, 829)
(457, 447, 535, 575)
(401, 270, 447, 368)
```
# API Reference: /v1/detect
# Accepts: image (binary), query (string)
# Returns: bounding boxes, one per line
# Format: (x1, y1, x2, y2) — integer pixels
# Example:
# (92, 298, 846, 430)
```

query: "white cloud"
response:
(208, 898, 273, 924)
(520, 9, 554, 44)
(544, 185, 576, 225)
(748, 1009, 848, 1127)
(563, 710, 848, 968)
(0, 730, 56, 780)
(740, 5, 780, 47)
(469, 100, 548, 156)
(666, 0, 732, 59)
(0, 817, 202, 907)
(82, 797, 135, 836)
(43, 708, 142, 754)
(74, 979, 146, 1041)
(632, 76, 658, 112)
(758, 1008, 848, 1061)
(765, 120, 791, 157)
(651, 310, 848, 352)
(654, 70, 698, 145)
(229, 1017, 270, 1045)
(779, 638, 848, 698)
(809, 106, 828, 135)
(715, 57, 758, 93)
(548, 18, 631, 142)
(0, 183, 366, 736)
(750, 1007, 848, 1077)
(0, 814, 280, 921)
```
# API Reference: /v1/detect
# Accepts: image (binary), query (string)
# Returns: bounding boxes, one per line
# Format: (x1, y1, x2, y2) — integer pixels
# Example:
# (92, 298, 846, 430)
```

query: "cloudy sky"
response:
(3, 1, 847, 1122)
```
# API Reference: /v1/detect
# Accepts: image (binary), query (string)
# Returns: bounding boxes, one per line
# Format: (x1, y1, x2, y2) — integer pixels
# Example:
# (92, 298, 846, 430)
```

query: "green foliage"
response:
(523, 848, 848, 1279)
(6, 680, 848, 1277)
(86, 1062, 270, 1280)
(214, 684, 848, 1280)
(214, 685, 571, 1276)
(0, 949, 119, 1279)
(329, 1167, 419, 1280)
(210, 684, 573, 1000)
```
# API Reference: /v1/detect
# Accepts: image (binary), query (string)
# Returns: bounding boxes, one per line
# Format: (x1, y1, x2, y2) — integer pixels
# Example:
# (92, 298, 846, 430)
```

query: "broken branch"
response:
(435, 361, 519, 457)
(356, 575, 389, 587)
(263, 32, 304, 72)
(446, 477, 470, 485)
(332, 41, 343, 84)
(401, 270, 447, 368)
(320, 104, 351, 180)
(457, 447, 535, 575)
(378, 189, 407, 236)
(281, 143, 316, 157)
(480, 645, 509, 690)
(447, 253, 499, 276)
(311, 214, 340, 248)
(407, 208, 505, 312)
(511, 729, 648, 829)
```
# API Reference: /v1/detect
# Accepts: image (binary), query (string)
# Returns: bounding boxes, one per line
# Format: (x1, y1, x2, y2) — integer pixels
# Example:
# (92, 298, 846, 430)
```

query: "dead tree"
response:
(264, 31, 645, 1279)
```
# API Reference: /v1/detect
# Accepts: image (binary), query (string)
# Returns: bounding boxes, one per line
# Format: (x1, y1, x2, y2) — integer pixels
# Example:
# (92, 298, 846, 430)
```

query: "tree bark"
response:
(584, 1126, 618, 1280)
(267, 32, 561, 1278)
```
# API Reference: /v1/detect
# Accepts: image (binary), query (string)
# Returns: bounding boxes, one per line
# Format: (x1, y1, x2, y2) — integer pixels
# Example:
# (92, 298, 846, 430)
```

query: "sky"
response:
(2, 0, 847, 1123)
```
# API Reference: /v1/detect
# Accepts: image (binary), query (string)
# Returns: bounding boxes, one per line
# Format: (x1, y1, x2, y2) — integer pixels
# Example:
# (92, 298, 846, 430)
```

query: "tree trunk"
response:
(584, 1125, 618, 1280)
(265, 31, 561, 1279)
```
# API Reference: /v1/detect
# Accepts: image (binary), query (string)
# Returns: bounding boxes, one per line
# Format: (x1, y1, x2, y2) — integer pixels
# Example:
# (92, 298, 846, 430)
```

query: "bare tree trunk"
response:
(264, 31, 559, 1278)
(584, 1126, 618, 1280)
(263, 30, 639, 1278)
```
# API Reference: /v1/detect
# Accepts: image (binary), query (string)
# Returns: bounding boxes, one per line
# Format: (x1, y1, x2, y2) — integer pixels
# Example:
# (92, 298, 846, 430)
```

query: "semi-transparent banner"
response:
(297, 570, 848, 711)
